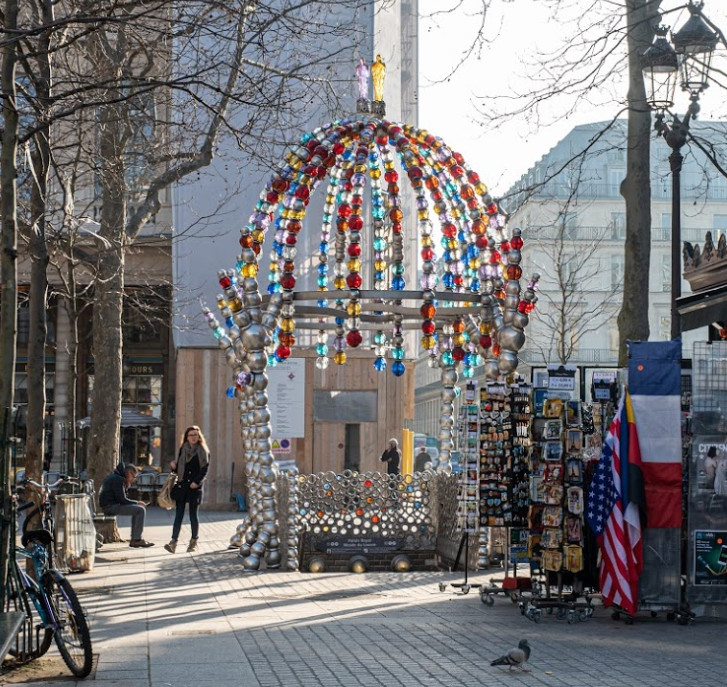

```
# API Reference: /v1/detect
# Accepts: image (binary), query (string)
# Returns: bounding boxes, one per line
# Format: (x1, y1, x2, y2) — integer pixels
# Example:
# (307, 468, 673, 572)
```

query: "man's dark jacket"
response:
(99, 463, 136, 509)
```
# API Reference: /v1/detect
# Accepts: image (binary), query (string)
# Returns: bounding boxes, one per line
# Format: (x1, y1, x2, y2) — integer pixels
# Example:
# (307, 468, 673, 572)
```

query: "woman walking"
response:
(164, 425, 210, 553)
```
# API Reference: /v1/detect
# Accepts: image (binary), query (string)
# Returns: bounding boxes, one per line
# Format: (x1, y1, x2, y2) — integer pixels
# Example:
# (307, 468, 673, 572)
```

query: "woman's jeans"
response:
(172, 490, 200, 540)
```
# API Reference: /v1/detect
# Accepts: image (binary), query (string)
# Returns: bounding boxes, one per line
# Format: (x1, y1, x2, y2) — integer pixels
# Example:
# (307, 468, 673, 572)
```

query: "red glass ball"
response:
(506, 265, 522, 280)
(346, 330, 363, 347)
(480, 335, 492, 349)
(452, 346, 466, 361)
(281, 274, 296, 290)
(346, 273, 362, 289)
(272, 178, 289, 193)
(347, 243, 361, 257)
(294, 185, 309, 200)
(349, 215, 363, 231)
(219, 275, 231, 288)
(421, 246, 434, 261)
(421, 320, 436, 335)
(275, 344, 291, 360)
(338, 203, 352, 218)
(511, 236, 524, 249)
(442, 222, 457, 238)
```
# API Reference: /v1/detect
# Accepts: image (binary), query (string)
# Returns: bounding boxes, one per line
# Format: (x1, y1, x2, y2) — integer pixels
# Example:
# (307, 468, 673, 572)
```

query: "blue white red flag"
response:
(627, 340, 683, 529)
(586, 391, 644, 616)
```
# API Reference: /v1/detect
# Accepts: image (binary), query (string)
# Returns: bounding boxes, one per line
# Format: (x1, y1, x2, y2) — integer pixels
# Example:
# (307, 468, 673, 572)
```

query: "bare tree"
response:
(528, 205, 620, 365)
(0, 0, 20, 612)
(6, 0, 378, 490)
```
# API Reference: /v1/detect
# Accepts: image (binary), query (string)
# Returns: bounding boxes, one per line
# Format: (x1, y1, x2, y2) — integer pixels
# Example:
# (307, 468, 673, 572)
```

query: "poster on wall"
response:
(694, 530, 727, 586)
(268, 357, 306, 438)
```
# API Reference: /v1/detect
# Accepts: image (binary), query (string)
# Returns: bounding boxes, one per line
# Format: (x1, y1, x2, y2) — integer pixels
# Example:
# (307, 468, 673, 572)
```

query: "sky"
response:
(418, 0, 727, 197)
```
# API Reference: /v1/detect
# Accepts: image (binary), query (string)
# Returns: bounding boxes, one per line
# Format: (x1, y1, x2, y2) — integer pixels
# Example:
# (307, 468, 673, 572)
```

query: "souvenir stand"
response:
(478, 380, 533, 606)
(439, 384, 482, 595)
(518, 390, 600, 623)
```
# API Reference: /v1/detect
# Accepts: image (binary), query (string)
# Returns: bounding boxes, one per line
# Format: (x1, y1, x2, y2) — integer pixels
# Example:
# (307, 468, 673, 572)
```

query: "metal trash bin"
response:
(55, 494, 96, 573)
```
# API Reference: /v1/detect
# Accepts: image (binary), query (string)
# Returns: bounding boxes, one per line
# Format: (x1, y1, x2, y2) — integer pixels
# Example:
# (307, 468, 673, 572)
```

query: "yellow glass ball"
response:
(354, 163, 367, 173)
(475, 182, 488, 195)
(347, 258, 361, 273)
(369, 168, 381, 179)
(251, 229, 265, 243)
(421, 335, 436, 350)
(469, 258, 480, 270)
(241, 264, 258, 278)
(334, 351, 347, 365)
(420, 236, 433, 247)
(451, 207, 462, 219)
(374, 259, 387, 271)
(452, 333, 465, 346)
(347, 302, 362, 316)
(480, 322, 493, 334)
(334, 276, 346, 289)
(417, 209, 429, 220)
(279, 318, 296, 333)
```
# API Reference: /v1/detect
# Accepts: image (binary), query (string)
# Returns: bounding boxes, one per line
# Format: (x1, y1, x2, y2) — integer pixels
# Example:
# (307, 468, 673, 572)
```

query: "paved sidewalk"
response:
(2, 507, 725, 686)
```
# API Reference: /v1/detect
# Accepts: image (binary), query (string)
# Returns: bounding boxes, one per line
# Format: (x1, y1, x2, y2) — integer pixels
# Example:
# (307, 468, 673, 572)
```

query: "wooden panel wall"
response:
(175, 348, 245, 509)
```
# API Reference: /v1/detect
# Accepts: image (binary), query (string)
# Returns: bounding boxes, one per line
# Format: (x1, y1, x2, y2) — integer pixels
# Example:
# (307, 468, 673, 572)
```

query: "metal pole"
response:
(670, 147, 683, 340)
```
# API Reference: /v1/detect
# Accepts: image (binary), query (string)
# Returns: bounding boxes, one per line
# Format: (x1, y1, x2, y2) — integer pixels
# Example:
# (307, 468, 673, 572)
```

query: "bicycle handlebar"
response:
(21, 475, 81, 491)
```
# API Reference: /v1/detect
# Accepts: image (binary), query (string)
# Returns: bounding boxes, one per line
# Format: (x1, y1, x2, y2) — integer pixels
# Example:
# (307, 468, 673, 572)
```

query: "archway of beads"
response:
(205, 116, 539, 572)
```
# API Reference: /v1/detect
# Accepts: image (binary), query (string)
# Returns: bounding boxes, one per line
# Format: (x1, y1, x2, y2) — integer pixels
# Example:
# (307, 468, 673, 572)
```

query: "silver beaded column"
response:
(285, 469, 301, 571)
(438, 363, 458, 468)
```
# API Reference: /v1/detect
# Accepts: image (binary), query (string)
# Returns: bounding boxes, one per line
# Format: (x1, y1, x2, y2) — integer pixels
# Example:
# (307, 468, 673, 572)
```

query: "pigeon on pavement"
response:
(490, 639, 531, 672)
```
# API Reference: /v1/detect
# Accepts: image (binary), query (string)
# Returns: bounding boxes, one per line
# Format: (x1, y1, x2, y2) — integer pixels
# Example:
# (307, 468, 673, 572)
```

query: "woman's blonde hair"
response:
(181, 425, 209, 452)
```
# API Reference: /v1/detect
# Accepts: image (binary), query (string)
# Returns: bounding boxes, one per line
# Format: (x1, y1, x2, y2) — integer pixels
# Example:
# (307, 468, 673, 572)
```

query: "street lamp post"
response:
(641, 2, 718, 340)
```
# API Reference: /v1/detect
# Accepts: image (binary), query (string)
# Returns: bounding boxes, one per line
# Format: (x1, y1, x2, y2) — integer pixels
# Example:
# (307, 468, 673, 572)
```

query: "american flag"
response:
(586, 393, 642, 617)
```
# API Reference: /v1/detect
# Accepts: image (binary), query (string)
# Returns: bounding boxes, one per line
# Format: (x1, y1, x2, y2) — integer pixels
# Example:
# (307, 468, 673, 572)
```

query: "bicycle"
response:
(4, 484, 94, 677)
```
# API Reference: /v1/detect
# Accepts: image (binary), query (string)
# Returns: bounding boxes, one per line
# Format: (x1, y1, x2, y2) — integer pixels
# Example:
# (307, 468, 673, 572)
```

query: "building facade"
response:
(414, 119, 727, 442)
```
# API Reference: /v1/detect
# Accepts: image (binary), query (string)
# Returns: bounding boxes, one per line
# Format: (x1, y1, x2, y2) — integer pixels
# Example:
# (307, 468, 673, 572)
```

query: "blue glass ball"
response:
(373, 357, 387, 371)
(391, 361, 406, 377)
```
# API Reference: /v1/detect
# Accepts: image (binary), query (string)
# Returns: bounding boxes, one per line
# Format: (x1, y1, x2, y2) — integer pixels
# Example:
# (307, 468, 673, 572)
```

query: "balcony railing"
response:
(524, 225, 724, 244)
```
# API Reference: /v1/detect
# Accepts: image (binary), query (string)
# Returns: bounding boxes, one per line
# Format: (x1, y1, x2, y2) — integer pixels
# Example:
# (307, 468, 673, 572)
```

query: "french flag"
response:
(627, 340, 683, 529)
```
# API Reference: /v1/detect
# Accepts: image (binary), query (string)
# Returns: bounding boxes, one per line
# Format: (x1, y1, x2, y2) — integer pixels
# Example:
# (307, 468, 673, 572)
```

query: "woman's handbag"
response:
(157, 473, 178, 510)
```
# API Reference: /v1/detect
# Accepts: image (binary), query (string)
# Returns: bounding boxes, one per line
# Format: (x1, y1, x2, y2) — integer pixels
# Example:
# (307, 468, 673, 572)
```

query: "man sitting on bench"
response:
(99, 463, 154, 548)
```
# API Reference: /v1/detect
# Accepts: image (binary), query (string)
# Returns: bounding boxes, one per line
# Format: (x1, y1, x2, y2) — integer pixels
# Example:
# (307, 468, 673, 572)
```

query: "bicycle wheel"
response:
(42, 572, 93, 677)
(5, 563, 53, 659)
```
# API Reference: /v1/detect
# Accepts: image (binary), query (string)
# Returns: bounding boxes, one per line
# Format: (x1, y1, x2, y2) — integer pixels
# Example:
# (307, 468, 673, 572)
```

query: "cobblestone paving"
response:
(4, 508, 724, 686)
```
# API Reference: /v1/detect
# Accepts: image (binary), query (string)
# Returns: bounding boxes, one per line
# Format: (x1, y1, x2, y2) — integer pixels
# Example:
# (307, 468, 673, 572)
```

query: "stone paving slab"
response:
(1, 508, 725, 686)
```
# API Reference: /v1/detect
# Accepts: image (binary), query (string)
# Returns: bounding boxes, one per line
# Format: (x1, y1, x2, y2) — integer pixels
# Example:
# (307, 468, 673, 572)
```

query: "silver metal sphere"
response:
(498, 350, 519, 374)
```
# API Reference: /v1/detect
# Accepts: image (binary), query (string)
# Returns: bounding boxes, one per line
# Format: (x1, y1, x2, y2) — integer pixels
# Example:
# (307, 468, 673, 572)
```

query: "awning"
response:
(77, 407, 163, 430)
(677, 285, 727, 332)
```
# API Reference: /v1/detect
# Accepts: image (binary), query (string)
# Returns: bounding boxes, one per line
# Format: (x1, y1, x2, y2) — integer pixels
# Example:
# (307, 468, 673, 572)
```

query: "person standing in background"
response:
(164, 426, 210, 553)
(380, 438, 401, 475)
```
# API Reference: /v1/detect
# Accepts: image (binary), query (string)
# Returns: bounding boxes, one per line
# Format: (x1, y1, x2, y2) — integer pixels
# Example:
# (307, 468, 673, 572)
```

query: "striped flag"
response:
(628, 340, 683, 529)
(586, 391, 645, 616)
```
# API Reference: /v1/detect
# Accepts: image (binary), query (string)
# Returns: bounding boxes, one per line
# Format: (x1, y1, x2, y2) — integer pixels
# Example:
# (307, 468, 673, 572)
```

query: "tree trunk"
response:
(25, 151, 50, 481)
(86, 101, 126, 492)
(23, 0, 55, 482)
(618, 0, 660, 365)
(0, 0, 19, 610)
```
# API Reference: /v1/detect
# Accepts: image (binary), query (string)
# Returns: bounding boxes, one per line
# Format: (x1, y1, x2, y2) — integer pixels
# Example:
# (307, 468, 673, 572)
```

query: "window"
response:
(608, 169, 624, 197)
(610, 212, 626, 240)
(564, 213, 578, 240)
(660, 213, 672, 241)
(659, 316, 671, 341)
(714, 215, 727, 235)
(611, 255, 624, 289)
(661, 254, 671, 293)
